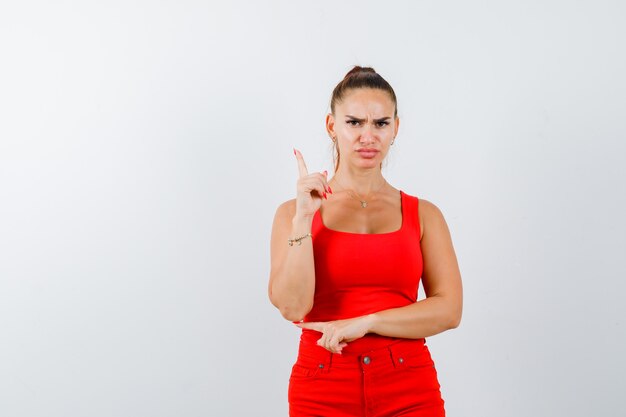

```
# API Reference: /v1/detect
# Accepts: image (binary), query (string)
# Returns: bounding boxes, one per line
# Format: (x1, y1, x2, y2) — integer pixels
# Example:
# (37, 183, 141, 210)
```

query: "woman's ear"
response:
(325, 113, 336, 140)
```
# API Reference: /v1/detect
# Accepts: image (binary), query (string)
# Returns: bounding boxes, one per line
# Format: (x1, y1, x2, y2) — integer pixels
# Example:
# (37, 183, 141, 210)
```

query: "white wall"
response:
(1, 1, 625, 416)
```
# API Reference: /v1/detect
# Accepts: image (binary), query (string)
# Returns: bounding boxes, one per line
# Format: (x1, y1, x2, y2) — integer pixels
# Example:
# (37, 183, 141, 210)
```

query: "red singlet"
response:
(298, 189, 423, 354)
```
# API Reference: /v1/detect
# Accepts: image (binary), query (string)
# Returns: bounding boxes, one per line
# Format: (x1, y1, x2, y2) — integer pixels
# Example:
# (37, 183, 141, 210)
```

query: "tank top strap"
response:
(400, 190, 421, 238)
(311, 208, 324, 237)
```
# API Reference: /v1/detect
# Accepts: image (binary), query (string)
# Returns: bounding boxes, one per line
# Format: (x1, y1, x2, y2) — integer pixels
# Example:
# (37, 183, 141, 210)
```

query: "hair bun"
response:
(344, 65, 376, 79)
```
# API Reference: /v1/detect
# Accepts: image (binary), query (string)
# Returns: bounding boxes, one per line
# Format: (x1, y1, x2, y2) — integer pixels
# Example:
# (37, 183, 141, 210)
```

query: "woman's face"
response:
(326, 88, 399, 170)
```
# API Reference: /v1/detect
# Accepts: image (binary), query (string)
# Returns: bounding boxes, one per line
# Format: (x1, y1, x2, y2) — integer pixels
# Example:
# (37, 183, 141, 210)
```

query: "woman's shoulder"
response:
(274, 198, 297, 220)
(401, 190, 437, 210)
(414, 196, 451, 242)
(277, 197, 296, 209)
(413, 195, 445, 219)
(401, 190, 441, 213)
(402, 192, 446, 240)
(416, 196, 438, 212)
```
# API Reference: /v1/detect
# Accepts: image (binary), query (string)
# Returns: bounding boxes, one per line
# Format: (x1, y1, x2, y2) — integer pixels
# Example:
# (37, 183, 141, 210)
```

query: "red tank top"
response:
(298, 190, 424, 354)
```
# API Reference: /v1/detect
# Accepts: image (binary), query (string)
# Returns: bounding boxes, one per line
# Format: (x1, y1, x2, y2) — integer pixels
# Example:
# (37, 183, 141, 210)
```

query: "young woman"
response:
(268, 66, 463, 417)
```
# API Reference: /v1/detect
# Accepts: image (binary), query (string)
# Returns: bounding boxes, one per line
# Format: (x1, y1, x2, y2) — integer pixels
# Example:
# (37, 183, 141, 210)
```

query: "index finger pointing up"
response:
(294, 148, 309, 178)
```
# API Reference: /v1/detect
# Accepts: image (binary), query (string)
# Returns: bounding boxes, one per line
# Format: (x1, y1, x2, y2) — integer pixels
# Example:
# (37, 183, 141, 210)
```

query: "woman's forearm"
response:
(365, 295, 461, 339)
(270, 214, 316, 322)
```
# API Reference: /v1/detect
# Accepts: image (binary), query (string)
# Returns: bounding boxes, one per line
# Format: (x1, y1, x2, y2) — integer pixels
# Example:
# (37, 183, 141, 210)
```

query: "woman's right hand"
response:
(294, 148, 332, 218)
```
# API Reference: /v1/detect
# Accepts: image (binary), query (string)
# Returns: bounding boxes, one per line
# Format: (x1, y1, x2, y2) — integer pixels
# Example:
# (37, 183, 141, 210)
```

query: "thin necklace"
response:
(331, 177, 388, 208)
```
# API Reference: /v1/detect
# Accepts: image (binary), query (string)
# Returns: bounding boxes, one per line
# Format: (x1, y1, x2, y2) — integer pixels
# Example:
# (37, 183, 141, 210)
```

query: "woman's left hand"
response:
(294, 315, 375, 354)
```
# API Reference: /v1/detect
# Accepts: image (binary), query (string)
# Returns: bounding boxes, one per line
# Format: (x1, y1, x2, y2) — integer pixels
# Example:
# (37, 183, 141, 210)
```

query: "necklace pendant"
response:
(360, 201, 367, 208)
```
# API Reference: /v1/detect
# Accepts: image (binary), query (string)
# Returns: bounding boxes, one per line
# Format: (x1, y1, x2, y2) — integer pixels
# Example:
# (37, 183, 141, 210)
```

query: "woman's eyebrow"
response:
(345, 115, 391, 122)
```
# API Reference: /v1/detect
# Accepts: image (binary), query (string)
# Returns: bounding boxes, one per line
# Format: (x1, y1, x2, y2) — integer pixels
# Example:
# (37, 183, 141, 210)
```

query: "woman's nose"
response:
(359, 125, 375, 143)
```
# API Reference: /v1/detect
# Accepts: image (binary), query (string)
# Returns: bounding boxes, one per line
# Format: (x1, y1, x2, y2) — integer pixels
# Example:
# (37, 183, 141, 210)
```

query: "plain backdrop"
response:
(1, 1, 625, 416)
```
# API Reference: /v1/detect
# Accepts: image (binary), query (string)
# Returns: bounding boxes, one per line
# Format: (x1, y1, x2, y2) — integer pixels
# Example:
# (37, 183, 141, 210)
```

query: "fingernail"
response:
(328, 186, 333, 194)
(323, 192, 327, 199)
(293, 148, 296, 155)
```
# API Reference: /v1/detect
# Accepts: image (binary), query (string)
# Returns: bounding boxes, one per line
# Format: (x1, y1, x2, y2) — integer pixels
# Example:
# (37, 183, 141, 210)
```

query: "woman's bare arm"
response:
(268, 201, 316, 322)
(268, 149, 329, 322)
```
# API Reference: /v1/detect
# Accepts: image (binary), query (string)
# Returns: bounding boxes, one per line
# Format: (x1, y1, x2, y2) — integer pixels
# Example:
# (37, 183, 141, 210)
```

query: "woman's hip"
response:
(289, 338, 445, 416)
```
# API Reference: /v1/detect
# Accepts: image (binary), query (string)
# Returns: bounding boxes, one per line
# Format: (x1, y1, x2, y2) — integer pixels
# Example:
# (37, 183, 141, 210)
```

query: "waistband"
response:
(296, 338, 430, 372)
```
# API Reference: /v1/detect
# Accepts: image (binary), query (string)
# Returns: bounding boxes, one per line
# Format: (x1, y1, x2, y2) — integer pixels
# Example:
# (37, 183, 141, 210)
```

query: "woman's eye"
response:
(346, 120, 388, 127)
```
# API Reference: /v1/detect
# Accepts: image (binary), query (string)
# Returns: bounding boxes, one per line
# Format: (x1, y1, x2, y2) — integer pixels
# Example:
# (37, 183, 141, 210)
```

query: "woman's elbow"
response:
(280, 304, 311, 323)
(447, 307, 462, 329)
(269, 289, 312, 322)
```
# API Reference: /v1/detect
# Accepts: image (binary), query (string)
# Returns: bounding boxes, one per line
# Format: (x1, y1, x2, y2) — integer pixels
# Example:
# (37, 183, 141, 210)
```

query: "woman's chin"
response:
(351, 159, 382, 169)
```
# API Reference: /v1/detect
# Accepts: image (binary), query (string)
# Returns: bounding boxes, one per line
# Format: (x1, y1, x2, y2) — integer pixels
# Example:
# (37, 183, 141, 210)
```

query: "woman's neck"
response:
(330, 167, 387, 196)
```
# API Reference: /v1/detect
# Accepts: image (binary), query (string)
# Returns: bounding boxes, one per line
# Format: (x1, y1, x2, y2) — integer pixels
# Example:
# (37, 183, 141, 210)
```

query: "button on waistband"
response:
(363, 356, 371, 365)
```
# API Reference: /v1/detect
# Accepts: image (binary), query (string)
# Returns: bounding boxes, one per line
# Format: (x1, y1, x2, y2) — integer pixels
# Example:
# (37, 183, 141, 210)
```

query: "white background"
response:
(1, 1, 625, 416)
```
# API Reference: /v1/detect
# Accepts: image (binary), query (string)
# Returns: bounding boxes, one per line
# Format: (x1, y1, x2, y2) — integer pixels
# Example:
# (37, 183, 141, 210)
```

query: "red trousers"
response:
(288, 338, 445, 417)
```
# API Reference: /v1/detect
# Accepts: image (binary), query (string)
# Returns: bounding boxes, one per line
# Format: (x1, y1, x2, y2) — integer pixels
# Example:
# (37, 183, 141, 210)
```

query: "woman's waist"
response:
(299, 329, 424, 355)
(296, 333, 428, 369)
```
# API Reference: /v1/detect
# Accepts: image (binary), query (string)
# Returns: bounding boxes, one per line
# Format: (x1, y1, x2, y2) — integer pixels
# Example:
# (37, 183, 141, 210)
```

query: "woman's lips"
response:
(357, 149, 379, 158)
